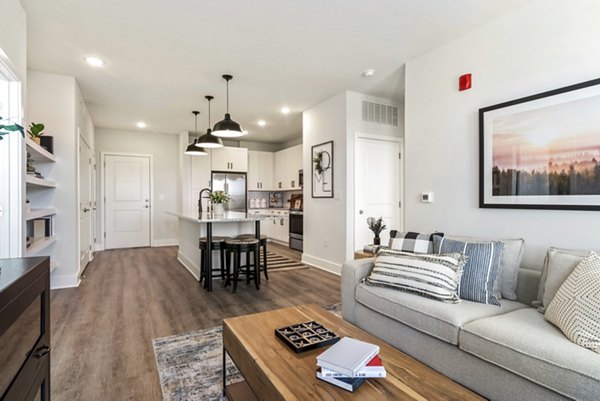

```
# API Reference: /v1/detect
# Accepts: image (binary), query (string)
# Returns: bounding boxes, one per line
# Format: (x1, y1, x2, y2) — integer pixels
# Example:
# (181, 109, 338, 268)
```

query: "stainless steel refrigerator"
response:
(211, 172, 247, 212)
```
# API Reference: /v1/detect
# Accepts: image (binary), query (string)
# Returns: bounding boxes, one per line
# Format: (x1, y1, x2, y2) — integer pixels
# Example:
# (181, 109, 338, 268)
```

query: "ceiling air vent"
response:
(361, 101, 399, 126)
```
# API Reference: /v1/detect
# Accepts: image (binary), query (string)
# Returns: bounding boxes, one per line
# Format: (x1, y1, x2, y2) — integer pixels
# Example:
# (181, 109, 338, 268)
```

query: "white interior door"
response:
(79, 134, 93, 272)
(104, 154, 151, 249)
(354, 136, 401, 250)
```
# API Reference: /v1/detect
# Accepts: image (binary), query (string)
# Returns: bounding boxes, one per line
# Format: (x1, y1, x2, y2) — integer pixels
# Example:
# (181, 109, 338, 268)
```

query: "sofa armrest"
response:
(516, 268, 541, 307)
(341, 258, 375, 324)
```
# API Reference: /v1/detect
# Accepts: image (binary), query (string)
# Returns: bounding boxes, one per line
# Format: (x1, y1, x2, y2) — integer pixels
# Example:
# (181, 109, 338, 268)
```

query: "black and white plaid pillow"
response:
(389, 231, 443, 254)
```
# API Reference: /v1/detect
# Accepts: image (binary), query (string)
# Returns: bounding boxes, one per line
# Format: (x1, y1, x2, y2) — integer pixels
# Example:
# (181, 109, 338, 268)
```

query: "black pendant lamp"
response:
(184, 111, 208, 156)
(195, 95, 224, 148)
(212, 74, 245, 137)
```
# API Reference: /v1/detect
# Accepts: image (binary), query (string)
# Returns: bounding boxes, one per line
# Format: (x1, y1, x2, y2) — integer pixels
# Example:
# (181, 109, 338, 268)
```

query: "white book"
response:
(316, 369, 365, 392)
(320, 366, 386, 378)
(316, 337, 380, 377)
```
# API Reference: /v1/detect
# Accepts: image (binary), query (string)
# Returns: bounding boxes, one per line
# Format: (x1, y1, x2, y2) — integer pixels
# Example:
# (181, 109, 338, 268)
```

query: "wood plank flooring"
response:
(50, 244, 340, 401)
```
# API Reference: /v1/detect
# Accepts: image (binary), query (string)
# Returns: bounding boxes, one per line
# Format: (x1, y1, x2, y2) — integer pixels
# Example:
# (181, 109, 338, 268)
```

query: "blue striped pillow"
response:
(433, 236, 503, 306)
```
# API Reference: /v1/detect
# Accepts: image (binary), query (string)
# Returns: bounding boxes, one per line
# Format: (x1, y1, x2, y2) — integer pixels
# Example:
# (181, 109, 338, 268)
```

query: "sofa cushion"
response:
(460, 308, 600, 401)
(546, 252, 600, 354)
(537, 247, 590, 312)
(433, 236, 503, 305)
(365, 249, 465, 303)
(389, 231, 443, 254)
(442, 235, 525, 301)
(355, 282, 525, 345)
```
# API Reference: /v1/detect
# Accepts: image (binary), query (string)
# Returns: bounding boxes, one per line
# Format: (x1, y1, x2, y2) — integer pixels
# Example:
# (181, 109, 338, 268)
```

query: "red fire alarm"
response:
(459, 73, 472, 91)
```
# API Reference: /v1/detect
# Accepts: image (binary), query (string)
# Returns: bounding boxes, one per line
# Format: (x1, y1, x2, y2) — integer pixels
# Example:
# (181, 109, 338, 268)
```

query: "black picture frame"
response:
(479, 77, 600, 211)
(311, 140, 334, 198)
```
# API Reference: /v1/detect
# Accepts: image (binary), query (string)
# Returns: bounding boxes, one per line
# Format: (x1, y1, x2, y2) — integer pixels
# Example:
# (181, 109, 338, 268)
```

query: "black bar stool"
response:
(237, 234, 269, 281)
(225, 238, 260, 293)
(199, 236, 229, 284)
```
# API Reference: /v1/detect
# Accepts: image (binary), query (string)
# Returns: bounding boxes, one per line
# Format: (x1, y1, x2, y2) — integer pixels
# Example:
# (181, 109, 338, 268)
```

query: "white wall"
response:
(95, 128, 180, 247)
(303, 91, 403, 273)
(404, 0, 600, 269)
(0, 0, 27, 83)
(27, 71, 79, 288)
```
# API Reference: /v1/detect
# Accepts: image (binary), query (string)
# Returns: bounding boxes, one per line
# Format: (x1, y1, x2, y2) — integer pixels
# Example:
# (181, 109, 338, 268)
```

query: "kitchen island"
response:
(168, 211, 266, 291)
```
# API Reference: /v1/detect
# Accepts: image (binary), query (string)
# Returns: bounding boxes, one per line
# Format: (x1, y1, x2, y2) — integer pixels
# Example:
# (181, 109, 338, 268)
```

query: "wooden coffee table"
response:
(222, 304, 484, 401)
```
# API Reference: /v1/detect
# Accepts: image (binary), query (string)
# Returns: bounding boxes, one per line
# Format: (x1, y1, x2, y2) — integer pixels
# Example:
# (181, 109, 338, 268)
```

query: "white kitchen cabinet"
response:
(248, 209, 270, 237)
(269, 209, 289, 243)
(190, 152, 212, 214)
(247, 151, 273, 190)
(211, 146, 248, 172)
(273, 145, 302, 190)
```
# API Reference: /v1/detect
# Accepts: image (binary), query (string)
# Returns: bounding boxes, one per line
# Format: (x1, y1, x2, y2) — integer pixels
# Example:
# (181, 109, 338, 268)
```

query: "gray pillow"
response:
(433, 236, 503, 306)
(445, 235, 525, 300)
(537, 247, 590, 313)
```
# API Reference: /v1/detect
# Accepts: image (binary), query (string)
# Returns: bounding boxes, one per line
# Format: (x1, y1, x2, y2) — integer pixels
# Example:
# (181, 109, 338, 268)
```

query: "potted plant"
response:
(367, 216, 387, 246)
(27, 122, 45, 145)
(0, 116, 25, 140)
(210, 191, 230, 215)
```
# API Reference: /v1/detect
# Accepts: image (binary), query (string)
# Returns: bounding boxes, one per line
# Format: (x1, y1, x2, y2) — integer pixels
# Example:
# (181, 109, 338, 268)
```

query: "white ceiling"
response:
(21, 0, 530, 143)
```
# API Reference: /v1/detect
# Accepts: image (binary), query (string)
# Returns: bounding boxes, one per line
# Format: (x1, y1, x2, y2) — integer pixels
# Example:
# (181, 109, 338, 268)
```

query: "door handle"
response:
(34, 346, 51, 359)
(359, 210, 364, 214)
(83, 208, 90, 213)
(144, 205, 149, 208)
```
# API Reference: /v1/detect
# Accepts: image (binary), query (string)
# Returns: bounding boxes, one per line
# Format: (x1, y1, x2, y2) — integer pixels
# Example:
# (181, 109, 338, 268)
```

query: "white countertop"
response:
(168, 211, 267, 223)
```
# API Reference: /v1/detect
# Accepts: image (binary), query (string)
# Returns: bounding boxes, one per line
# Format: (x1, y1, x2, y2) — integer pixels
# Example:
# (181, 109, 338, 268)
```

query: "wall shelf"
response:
(25, 175, 56, 188)
(25, 236, 57, 256)
(26, 137, 56, 162)
(26, 208, 57, 220)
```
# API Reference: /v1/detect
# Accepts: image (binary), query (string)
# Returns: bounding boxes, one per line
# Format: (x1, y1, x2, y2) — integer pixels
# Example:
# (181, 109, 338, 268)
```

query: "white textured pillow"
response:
(365, 248, 466, 303)
(545, 252, 600, 354)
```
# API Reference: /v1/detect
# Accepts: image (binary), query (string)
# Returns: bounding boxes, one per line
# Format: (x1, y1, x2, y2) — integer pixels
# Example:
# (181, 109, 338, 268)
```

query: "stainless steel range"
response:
(288, 209, 303, 251)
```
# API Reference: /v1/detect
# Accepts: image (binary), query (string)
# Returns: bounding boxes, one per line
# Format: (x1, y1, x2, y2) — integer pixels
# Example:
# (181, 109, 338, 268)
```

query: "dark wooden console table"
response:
(0, 257, 51, 401)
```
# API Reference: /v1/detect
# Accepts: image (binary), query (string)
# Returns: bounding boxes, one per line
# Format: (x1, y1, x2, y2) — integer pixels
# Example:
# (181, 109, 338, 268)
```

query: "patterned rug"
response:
(264, 251, 309, 272)
(153, 303, 341, 401)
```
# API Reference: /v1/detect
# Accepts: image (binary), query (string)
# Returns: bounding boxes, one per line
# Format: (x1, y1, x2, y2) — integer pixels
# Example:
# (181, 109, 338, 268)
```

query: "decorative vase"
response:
(214, 203, 225, 215)
(373, 236, 381, 246)
(32, 137, 41, 145)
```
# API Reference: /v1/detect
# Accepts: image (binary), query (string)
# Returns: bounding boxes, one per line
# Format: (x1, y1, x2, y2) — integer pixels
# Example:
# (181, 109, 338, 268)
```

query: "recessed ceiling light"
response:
(281, 107, 290, 114)
(136, 121, 146, 128)
(363, 69, 376, 77)
(84, 56, 105, 67)
(257, 120, 266, 127)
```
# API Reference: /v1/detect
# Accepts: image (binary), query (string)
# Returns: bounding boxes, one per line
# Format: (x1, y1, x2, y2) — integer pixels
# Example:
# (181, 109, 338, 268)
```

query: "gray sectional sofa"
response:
(341, 256, 600, 401)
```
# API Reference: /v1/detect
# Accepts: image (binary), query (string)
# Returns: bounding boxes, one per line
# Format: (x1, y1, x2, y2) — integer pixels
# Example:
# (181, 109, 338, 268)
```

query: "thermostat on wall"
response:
(421, 192, 434, 203)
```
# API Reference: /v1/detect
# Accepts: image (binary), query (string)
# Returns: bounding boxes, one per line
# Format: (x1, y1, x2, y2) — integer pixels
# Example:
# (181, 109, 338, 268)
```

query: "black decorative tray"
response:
(275, 320, 340, 353)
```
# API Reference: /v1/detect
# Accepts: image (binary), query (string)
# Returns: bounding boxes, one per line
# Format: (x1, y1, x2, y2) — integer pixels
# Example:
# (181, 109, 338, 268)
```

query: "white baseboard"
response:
(177, 251, 200, 280)
(301, 254, 342, 276)
(153, 238, 178, 247)
(51, 273, 81, 289)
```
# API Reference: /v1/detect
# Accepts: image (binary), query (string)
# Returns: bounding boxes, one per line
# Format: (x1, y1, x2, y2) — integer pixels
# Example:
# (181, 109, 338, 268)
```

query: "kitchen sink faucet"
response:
(198, 188, 212, 216)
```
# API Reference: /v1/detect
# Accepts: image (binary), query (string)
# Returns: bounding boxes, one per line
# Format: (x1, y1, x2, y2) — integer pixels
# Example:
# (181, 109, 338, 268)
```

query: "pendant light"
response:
(212, 74, 245, 137)
(195, 95, 224, 148)
(184, 111, 208, 156)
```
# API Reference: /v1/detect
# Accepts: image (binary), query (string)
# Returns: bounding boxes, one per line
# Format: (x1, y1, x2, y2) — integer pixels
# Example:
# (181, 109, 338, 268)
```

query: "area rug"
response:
(153, 303, 341, 401)
(263, 250, 309, 272)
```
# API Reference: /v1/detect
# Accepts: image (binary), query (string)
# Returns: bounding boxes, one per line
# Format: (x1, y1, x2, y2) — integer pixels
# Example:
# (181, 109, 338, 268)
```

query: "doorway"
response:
(354, 135, 402, 251)
(103, 154, 151, 249)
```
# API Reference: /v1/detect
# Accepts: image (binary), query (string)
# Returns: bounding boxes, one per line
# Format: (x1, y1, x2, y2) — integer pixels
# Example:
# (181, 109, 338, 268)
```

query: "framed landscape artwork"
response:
(312, 140, 334, 198)
(479, 78, 600, 211)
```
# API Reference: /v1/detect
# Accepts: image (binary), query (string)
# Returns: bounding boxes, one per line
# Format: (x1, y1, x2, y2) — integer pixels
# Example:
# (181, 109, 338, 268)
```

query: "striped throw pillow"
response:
(365, 248, 466, 303)
(545, 252, 600, 354)
(433, 237, 503, 306)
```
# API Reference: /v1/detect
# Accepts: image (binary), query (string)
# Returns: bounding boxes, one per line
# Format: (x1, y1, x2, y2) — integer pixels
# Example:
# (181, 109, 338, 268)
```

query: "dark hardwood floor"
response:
(50, 243, 340, 401)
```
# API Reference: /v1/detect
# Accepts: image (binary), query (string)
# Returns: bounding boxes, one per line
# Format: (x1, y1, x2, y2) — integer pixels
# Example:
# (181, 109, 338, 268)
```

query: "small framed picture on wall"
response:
(312, 140, 334, 198)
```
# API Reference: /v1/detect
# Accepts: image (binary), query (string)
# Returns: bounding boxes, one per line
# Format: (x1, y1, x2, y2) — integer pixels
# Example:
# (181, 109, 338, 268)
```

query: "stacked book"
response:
(316, 337, 386, 392)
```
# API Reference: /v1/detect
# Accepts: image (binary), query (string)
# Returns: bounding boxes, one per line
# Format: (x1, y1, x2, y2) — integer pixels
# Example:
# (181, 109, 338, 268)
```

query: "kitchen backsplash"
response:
(248, 190, 302, 209)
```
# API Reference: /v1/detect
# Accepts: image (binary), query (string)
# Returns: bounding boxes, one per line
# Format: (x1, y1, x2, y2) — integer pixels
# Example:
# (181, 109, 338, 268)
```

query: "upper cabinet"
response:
(248, 151, 273, 191)
(211, 146, 248, 172)
(274, 145, 302, 191)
